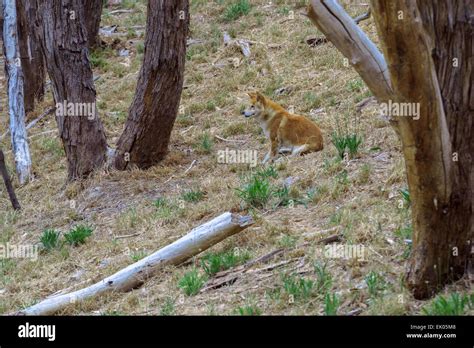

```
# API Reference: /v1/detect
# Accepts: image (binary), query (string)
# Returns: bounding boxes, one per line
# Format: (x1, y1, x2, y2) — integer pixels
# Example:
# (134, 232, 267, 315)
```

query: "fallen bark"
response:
(16, 212, 253, 315)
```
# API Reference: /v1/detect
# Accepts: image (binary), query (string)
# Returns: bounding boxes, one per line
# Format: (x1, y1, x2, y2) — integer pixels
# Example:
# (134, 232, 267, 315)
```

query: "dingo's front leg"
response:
(262, 140, 278, 164)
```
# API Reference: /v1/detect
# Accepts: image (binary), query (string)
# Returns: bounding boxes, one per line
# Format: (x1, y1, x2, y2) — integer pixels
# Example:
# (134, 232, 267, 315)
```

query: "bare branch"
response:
(308, 0, 393, 102)
(354, 8, 371, 24)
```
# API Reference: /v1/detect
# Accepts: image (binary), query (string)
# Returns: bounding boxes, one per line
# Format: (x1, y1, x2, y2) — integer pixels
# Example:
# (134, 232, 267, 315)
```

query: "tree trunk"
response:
(16, 0, 45, 113)
(308, 0, 473, 299)
(29, 0, 108, 181)
(371, 0, 473, 300)
(84, 0, 103, 48)
(0, 148, 21, 210)
(3, 0, 32, 184)
(114, 0, 189, 170)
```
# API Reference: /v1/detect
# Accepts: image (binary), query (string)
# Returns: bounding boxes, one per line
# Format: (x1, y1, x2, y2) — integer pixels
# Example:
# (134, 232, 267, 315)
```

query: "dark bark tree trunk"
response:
(0, 148, 21, 210)
(28, 0, 108, 180)
(114, 0, 189, 170)
(84, 0, 103, 48)
(309, 0, 473, 299)
(17, 0, 45, 113)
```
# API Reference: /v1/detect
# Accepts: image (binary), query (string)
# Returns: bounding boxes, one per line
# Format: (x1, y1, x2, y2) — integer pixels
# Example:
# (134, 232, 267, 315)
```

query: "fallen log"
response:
(16, 212, 253, 315)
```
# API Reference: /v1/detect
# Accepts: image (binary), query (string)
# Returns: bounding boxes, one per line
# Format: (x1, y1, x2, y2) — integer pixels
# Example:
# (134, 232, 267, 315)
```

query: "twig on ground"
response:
(184, 160, 197, 174)
(114, 232, 142, 240)
(214, 135, 246, 143)
(108, 9, 134, 15)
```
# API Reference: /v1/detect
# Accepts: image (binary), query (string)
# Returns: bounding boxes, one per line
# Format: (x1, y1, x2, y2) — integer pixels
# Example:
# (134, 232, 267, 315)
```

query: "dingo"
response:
(242, 92, 324, 163)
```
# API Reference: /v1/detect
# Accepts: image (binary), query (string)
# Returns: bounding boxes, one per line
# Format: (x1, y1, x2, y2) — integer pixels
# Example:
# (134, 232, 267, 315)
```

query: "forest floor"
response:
(0, 0, 472, 315)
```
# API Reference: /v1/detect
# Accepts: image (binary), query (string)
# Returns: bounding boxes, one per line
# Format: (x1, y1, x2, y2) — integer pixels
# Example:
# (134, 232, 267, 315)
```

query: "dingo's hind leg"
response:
(291, 144, 310, 157)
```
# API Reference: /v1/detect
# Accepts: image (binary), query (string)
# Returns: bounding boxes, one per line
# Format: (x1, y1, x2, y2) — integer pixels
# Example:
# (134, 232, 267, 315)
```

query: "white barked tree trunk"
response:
(3, 0, 31, 184)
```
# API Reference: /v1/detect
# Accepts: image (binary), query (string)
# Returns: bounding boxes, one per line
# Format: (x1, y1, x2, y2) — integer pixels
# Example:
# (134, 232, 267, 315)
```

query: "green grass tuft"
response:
(64, 225, 93, 246)
(236, 174, 272, 209)
(332, 132, 363, 159)
(256, 166, 278, 179)
(422, 293, 471, 315)
(324, 293, 340, 315)
(130, 250, 147, 262)
(236, 305, 261, 315)
(178, 268, 207, 296)
(160, 297, 175, 316)
(40, 229, 60, 251)
(365, 271, 386, 298)
(223, 0, 251, 21)
(314, 262, 332, 294)
(201, 249, 251, 276)
(181, 189, 205, 203)
(198, 133, 213, 154)
(282, 274, 314, 300)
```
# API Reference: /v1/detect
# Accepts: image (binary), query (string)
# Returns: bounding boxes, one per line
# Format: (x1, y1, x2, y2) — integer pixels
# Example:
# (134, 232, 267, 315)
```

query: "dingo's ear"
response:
(256, 92, 265, 104)
(247, 92, 256, 98)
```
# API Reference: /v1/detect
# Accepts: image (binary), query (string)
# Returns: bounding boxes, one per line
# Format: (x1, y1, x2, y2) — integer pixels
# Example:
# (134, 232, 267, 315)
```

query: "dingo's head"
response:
(242, 92, 266, 118)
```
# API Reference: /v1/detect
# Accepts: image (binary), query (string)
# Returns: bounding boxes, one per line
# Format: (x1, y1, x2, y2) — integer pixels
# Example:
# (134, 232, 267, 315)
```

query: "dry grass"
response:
(0, 0, 472, 316)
